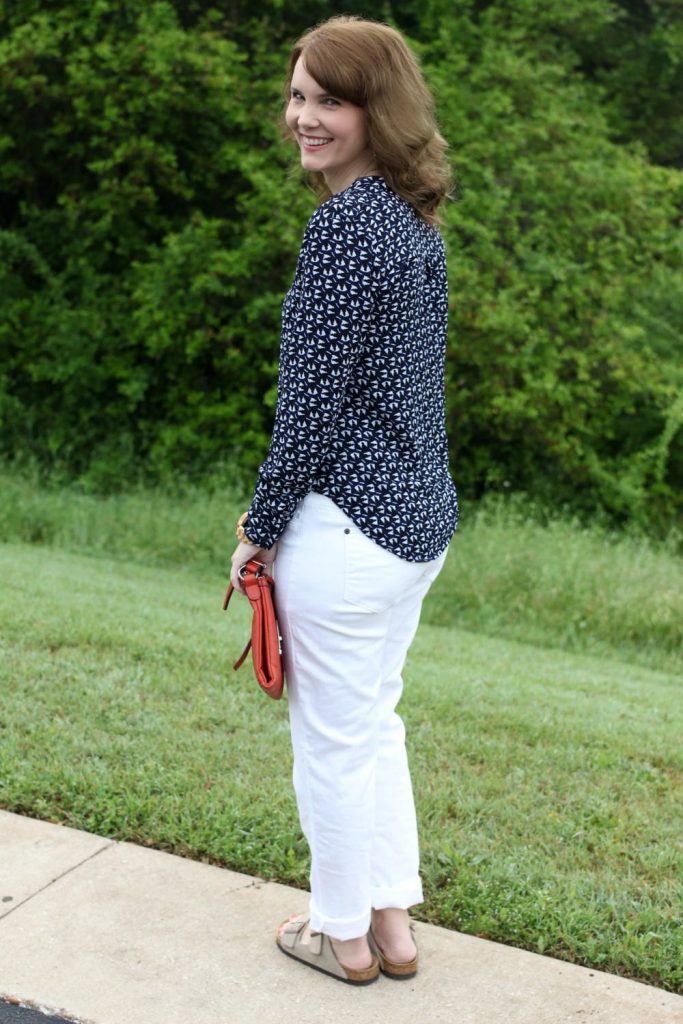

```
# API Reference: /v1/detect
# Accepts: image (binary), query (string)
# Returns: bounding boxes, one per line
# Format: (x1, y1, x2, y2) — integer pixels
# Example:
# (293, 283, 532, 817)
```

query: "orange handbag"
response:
(223, 559, 284, 700)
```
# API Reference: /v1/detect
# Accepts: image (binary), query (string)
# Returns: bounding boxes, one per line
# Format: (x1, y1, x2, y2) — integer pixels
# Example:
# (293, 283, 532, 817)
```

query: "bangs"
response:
(291, 39, 368, 107)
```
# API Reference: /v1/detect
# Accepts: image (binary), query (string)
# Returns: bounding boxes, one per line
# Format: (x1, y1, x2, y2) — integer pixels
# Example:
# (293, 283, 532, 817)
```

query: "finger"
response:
(230, 568, 246, 594)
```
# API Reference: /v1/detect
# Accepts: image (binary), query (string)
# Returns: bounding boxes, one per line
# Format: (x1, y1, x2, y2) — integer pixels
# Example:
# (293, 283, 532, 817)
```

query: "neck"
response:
(325, 161, 381, 195)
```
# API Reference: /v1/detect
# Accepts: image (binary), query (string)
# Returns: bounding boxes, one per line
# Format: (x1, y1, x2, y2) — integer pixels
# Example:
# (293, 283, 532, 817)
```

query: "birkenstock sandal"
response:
(368, 923, 418, 979)
(276, 914, 379, 986)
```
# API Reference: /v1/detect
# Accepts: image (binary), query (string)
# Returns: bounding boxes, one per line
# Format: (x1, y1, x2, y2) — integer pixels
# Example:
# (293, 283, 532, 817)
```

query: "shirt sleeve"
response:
(244, 206, 375, 549)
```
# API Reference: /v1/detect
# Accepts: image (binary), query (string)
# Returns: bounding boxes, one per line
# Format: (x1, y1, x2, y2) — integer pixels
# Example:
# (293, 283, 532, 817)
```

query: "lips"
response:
(301, 135, 333, 149)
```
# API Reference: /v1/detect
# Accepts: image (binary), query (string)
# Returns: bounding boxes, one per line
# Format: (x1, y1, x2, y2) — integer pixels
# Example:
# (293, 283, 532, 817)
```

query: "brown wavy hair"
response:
(283, 16, 453, 225)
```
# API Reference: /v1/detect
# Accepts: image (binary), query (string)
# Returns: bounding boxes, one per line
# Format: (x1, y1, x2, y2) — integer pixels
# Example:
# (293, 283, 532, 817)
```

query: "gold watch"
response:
(236, 512, 255, 545)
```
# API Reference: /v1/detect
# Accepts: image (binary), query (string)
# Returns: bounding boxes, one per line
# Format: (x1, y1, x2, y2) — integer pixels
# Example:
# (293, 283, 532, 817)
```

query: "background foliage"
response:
(1, 0, 682, 526)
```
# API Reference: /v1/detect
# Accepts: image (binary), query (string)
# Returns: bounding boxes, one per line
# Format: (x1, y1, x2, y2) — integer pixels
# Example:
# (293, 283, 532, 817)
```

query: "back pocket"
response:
(342, 526, 416, 613)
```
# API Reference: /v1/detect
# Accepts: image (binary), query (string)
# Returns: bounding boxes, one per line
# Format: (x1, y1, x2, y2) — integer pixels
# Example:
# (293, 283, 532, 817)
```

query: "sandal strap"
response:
(280, 917, 324, 957)
(277, 915, 378, 984)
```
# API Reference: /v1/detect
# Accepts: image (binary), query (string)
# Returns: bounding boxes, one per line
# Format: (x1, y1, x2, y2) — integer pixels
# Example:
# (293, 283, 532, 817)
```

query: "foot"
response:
(276, 916, 374, 971)
(276, 921, 374, 966)
(329, 935, 374, 972)
(370, 908, 417, 964)
(276, 915, 379, 985)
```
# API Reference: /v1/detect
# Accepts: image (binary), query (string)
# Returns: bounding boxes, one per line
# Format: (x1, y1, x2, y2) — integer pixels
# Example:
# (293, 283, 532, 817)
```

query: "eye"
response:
(290, 89, 304, 102)
(324, 97, 341, 107)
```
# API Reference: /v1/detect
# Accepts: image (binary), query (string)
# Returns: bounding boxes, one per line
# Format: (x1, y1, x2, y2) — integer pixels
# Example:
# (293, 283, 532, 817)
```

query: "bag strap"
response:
(223, 560, 266, 671)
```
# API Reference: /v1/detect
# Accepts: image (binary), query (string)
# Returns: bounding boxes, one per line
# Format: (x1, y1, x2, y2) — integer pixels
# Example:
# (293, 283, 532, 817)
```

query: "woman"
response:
(230, 15, 458, 986)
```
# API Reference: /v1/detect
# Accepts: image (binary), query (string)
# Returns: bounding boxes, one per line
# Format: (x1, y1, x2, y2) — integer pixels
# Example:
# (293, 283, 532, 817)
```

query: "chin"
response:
(302, 156, 327, 172)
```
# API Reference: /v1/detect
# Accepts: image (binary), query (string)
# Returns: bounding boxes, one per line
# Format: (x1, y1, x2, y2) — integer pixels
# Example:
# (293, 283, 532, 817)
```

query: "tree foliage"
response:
(1, 0, 681, 526)
(420, 2, 683, 523)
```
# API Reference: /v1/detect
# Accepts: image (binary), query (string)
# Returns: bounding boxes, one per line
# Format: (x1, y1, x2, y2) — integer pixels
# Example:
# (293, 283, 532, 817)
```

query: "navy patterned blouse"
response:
(245, 175, 458, 562)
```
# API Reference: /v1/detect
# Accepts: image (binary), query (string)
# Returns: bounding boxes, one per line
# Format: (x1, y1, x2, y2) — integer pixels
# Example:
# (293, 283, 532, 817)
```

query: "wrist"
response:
(236, 511, 256, 546)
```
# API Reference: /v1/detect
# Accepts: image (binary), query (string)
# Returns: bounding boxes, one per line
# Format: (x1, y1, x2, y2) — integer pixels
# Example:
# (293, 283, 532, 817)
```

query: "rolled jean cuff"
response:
(371, 877, 424, 911)
(309, 899, 371, 941)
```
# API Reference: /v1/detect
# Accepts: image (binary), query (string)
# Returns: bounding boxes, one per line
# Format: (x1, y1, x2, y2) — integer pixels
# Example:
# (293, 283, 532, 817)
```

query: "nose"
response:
(297, 101, 321, 131)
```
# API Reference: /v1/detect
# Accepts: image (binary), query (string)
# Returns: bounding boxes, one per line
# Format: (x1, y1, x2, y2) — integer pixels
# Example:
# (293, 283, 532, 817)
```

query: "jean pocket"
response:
(342, 527, 413, 613)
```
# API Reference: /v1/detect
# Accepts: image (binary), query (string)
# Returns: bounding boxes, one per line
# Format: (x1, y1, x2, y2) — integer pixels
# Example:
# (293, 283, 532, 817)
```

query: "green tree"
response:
(572, 0, 683, 168)
(0, 2, 300, 485)
(419, 2, 683, 523)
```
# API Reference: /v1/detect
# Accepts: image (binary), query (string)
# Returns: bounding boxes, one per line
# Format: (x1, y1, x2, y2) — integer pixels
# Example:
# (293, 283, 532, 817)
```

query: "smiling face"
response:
(285, 56, 378, 195)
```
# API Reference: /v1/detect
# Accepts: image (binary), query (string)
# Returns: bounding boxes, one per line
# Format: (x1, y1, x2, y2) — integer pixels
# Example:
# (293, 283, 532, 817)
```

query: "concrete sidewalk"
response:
(1, 810, 681, 1024)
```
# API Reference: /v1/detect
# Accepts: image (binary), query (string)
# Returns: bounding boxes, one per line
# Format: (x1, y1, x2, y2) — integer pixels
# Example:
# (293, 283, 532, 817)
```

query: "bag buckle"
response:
(238, 560, 265, 580)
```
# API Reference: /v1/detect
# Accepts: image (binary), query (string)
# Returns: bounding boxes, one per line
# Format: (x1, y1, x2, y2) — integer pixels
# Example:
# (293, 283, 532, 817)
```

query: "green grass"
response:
(1, 541, 681, 993)
(0, 467, 681, 672)
(429, 498, 683, 673)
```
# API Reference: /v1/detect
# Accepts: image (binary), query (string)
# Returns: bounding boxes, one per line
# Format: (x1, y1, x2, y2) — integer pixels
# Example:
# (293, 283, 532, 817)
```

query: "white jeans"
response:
(274, 492, 447, 941)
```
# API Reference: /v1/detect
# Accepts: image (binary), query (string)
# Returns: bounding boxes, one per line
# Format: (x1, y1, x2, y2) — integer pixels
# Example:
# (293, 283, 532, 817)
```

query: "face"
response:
(286, 56, 377, 195)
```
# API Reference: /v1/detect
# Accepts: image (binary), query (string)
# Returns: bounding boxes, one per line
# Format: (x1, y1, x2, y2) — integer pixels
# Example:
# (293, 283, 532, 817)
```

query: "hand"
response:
(230, 540, 277, 594)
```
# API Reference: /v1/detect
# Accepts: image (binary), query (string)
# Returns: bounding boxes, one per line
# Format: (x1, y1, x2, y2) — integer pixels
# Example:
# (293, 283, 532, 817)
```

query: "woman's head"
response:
(286, 56, 378, 198)
(283, 16, 452, 224)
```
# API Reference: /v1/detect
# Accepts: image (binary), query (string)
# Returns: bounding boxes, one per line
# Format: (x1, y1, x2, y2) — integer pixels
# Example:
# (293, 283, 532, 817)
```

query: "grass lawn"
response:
(0, 540, 681, 993)
(1, 467, 681, 673)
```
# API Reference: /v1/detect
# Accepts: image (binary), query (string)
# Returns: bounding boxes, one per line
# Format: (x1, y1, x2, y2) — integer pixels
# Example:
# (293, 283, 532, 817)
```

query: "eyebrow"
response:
(290, 85, 339, 99)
